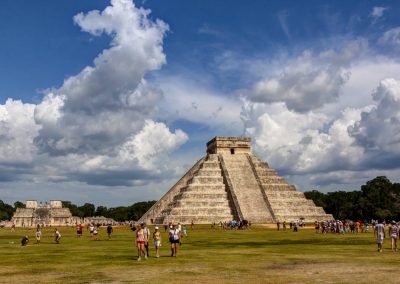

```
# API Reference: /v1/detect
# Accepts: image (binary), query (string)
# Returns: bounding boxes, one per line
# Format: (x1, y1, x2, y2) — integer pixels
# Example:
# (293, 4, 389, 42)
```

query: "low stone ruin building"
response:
(11, 200, 79, 227)
(139, 136, 333, 224)
(84, 216, 117, 225)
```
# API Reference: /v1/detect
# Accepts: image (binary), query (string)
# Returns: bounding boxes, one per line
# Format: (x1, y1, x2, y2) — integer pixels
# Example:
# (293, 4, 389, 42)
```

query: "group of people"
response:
(21, 224, 61, 246)
(216, 220, 251, 230)
(374, 220, 400, 252)
(134, 222, 185, 260)
(314, 220, 371, 234)
(314, 219, 400, 253)
(75, 223, 113, 240)
(276, 220, 305, 232)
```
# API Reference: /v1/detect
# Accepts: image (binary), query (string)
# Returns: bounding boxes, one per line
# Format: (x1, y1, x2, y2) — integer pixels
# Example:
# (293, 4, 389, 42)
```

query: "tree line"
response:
(304, 176, 400, 220)
(0, 200, 156, 222)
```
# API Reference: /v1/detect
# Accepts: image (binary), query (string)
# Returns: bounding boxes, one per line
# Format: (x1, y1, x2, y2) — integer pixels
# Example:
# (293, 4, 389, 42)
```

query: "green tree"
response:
(14, 201, 25, 209)
(62, 201, 83, 217)
(0, 200, 14, 220)
(79, 203, 95, 217)
(95, 206, 108, 217)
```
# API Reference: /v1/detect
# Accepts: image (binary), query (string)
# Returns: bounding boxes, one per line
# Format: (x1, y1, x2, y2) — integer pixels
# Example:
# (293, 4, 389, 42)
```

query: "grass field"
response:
(0, 225, 399, 283)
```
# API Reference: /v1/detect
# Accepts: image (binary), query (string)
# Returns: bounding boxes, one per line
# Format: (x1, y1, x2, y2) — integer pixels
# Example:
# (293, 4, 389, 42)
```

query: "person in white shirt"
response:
(374, 220, 386, 252)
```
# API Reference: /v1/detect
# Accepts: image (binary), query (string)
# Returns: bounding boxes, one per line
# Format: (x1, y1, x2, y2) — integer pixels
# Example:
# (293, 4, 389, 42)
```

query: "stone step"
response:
(269, 200, 315, 207)
(262, 184, 296, 191)
(250, 157, 270, 168)
(174, 200, 230, 207)
(168, 208, 233, 215)
(206, 154, 219, 161)
(190, 176, 224, 184)
(258, 176, 287, 184)
(182, 184, 226, 192)
(196, 169, 223, 177)
(266, 191, 305, 198)
(201, 162, 220, 169)
(179, 192, 229, 199)
(255, 169, 278, 176)
(183, 189, 228, 195)
(163, 215, 234, 224)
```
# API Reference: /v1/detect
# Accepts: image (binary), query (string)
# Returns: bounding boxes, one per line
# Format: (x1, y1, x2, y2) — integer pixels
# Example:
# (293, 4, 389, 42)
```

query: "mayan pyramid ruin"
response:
(139, 137, 333, 224)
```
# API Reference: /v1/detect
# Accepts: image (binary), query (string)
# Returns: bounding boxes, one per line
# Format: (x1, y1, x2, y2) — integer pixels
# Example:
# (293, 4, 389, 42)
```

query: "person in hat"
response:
(389, 220, 399, 252)
(169, 223, 181, 257)
(153, 226, 162, 258)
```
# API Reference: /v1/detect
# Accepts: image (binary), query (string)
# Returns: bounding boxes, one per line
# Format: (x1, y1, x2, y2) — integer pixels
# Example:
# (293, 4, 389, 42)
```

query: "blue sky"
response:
(0, 0, 400, 206)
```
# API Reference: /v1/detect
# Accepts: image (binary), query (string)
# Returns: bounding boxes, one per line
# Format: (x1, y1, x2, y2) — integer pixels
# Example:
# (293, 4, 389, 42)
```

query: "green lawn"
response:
(0, 225, 398, 283)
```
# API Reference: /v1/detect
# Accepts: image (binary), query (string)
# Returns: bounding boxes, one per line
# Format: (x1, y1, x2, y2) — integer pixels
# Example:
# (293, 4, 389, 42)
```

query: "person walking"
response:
(136, 224, 147, 261)
(153, 226, 162, 258)
(142, 223, 151, 257)
(374, 220, 386, 252)
(35, 228, 42, 244)
(169, 223, 181, 257)
(389, 221, 399, 252)
(54, 229, 62, 244)
(106, 224, 113, 240)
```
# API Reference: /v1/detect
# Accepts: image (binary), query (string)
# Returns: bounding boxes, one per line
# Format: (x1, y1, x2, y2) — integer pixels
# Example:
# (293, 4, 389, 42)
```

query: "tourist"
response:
(182, 224, 187, 238)
(293, 221, 298, 232)
(35, 228, 42, 244)
(92, 227, 98, 240)
(153, 226, 161, 258)
(374, 220, 386, 252)
(21, 235, 29, 246)
(89, 223, 94, 236)
(107, 224, 113, 240)
(389, 221, 398, 252)
(169, 223, 181, 257)
(11, 223, 15, 232)
(350, 221, 355, 234)
(321, 221, 327, 234)
(277, 221, 281, 231)
(79, 224, 83, 237)
(136, 224, 147, 261)
(54, 229, 61, 244)
(164, 224, 168, 232)
(355, 220, 361, 234)
(283, 221, 286, 231)
(76, 224, 82, 238)
(315, 221, 319, 234)
(142, 223, 151, 257)
(191, 220, 194, 229)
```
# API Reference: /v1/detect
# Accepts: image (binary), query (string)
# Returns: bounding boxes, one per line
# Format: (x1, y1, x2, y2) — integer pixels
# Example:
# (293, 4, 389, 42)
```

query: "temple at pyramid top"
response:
(206, 136, 251, 154)
(139, 136, 333, 224)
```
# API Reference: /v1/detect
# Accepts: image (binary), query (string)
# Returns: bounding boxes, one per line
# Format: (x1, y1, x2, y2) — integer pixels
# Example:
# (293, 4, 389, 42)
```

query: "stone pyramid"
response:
(139, 137, 333, 224)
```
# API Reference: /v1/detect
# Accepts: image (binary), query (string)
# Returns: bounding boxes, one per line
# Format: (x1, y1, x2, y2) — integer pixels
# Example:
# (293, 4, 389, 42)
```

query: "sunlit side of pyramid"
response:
(139, 137, 333, 224)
